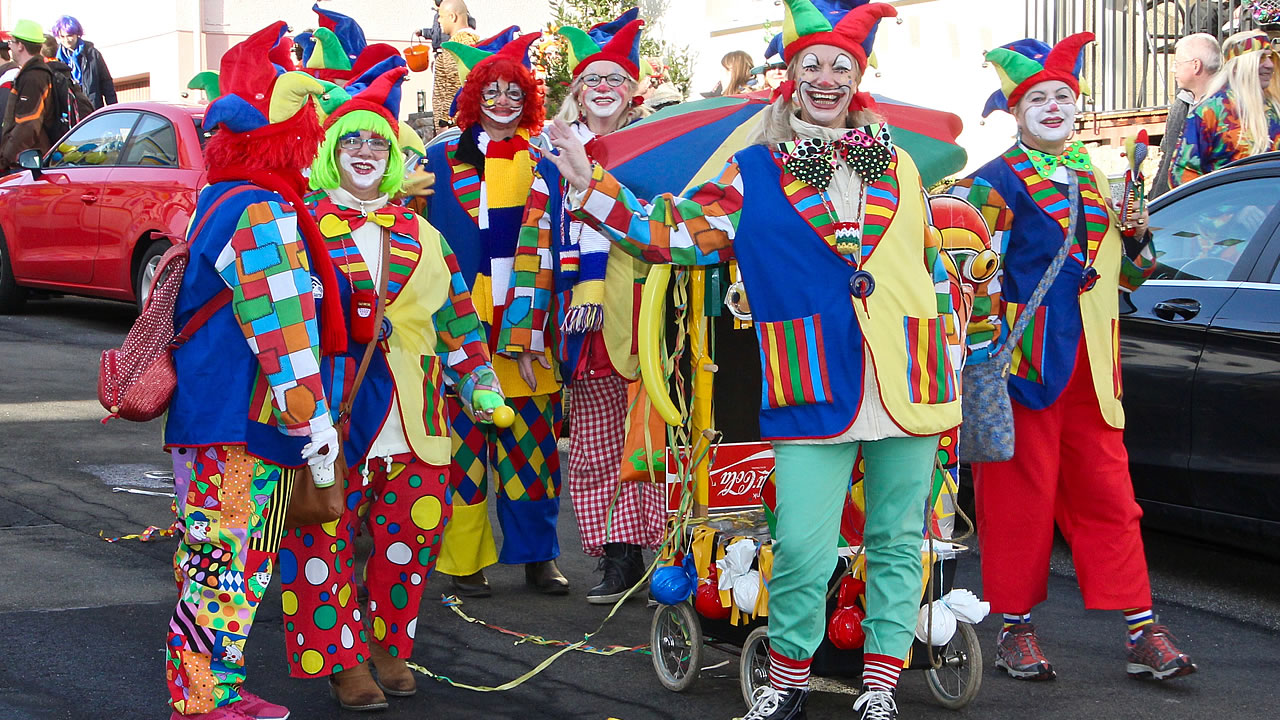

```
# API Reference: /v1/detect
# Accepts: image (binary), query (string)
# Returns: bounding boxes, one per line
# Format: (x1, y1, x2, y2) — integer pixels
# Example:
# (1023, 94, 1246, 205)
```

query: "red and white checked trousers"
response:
(567, 374, 666, 556)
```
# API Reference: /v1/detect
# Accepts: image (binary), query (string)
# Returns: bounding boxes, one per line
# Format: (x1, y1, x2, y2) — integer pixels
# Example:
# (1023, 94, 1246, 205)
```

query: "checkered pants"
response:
(567, 375, 666, 556)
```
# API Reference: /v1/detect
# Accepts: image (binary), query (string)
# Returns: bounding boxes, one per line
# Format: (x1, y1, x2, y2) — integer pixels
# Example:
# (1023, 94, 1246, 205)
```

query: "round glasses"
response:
(581, 72, 628, 88)
(339, 136, 391, 152)
(482, 87, 526, 103)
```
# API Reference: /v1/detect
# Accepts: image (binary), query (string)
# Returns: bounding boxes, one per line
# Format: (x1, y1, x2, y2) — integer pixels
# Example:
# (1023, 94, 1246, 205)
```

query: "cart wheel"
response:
(740, 626, 771, 707)
(650, 602, 703, 692)
(925, 621, 983, 709)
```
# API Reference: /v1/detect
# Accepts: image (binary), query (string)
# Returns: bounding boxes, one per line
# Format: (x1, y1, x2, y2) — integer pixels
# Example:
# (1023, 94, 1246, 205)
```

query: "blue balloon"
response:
(650, 564, 694, 605)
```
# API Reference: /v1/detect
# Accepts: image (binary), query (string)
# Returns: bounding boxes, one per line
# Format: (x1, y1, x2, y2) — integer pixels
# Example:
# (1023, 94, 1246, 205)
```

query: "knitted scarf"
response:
(206, 166, 348, 355)
(57, 42, 84, 86)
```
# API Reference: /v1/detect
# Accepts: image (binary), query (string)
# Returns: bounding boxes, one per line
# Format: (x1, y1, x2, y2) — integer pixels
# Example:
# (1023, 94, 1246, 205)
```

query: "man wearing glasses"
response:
(1152, 33, 1222, 198)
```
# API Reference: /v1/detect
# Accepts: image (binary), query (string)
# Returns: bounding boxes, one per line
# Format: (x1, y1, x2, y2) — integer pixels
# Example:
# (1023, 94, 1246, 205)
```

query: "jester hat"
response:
(780, 0, 896, 70)
(982, 32, 1094, 116)
(325, 59, 409, 134)
(202, 22, 329, 134)
(558, 8, 645, 80)
(441, 26, 542, 85)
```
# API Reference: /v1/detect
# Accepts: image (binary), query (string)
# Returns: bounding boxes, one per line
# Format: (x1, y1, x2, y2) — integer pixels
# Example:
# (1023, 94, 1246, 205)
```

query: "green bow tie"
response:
(1025, 141, 1091, 179)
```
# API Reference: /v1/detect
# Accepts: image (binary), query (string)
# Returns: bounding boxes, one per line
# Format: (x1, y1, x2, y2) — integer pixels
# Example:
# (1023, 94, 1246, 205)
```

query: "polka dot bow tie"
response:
(783, 128, 892, 191)
(1025, 141, 1092, 179)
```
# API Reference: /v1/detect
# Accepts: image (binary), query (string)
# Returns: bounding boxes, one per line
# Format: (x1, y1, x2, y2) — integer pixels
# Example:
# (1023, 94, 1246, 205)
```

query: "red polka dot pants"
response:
(279, 454, 452, 677)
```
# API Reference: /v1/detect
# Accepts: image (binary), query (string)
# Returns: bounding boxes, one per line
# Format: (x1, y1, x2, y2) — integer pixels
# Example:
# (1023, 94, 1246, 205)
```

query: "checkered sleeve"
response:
(1119, 241, 1157, 292)
(431, 231, 494, 402)
(213, 200, 332, 436)
(566, 161, 741, 265)
(500, 169, 556, 354)
(945, 178, 1011, 367)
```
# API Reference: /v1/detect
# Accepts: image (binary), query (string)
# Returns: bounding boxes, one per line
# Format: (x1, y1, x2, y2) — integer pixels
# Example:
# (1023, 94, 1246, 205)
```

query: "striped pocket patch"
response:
(421, 355, 448, 436)
(903, 316, 958, 404)
(755, 314, 832, 409)
(1111, 319, 1123, 399)
(1005, 302, 1048, 384)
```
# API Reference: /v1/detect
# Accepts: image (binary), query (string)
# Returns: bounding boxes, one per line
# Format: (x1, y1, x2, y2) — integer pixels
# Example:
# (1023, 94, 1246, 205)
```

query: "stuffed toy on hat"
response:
(557, 8, 645, 80)
(444, 27, 545, 133)
(982, 32, 1094, 117)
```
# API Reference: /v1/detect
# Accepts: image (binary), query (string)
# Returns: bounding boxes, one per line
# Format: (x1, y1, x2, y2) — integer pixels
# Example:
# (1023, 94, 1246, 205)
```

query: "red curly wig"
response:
(453, 56, 545, 134)
(204, 101, 325, 173)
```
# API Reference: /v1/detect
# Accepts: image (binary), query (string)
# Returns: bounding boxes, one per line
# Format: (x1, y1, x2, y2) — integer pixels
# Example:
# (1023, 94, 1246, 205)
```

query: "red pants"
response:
(280, 455, 451, 677)
(973, 341, 1151, 613)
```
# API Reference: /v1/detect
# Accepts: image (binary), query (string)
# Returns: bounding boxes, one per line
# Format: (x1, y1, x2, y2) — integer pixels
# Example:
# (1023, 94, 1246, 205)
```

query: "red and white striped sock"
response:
(768, 649, 811, 691)
(862, 653, 904, 692)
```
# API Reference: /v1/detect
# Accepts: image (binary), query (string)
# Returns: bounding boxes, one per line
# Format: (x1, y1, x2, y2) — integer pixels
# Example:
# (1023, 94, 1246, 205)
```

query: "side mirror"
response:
(17, 149, 42, 176)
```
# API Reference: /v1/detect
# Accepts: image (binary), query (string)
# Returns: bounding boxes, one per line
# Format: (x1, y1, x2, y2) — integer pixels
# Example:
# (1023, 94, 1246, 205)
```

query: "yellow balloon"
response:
(638, 265, 682, 426)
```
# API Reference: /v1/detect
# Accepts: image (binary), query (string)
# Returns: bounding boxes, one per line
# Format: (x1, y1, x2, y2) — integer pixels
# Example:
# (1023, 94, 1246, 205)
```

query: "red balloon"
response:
(837, 575, 866, 608)
(828, 605, 867, 650)
(695, 579, 731, 620)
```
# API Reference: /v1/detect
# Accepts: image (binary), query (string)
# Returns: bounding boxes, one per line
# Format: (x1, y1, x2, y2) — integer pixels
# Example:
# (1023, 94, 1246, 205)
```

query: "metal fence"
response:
(1024, 0, 1268, 115)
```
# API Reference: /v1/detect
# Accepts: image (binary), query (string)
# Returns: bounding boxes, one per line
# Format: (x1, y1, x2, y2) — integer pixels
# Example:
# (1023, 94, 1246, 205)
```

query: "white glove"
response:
(301, 425, 340, 488)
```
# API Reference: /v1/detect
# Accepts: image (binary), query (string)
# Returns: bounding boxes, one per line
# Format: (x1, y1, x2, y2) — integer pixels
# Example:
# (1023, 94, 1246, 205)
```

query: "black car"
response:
(1123, 153, 1280, 553)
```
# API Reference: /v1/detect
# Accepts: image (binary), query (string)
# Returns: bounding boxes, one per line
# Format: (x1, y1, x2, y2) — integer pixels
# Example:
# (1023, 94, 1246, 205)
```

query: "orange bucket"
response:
(404, 39, 432, 72)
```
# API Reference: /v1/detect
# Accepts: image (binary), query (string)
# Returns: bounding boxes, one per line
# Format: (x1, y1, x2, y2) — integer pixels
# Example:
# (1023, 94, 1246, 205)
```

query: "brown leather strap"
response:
(339, 227, 392, 422)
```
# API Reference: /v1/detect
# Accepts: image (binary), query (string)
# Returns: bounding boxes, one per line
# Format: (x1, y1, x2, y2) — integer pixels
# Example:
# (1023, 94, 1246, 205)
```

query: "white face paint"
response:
(339, 153, 388, 191)
(480, 80, 524, 128)
(795, 45, 858, 128)
(577, 60, 630, 122)
(1017, 80, 1077, 144)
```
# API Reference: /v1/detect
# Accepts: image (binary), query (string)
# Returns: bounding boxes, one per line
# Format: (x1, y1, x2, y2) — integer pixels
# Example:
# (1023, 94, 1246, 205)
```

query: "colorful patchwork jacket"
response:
(569, 141, 963, 441)
(951, 145, 1157, 429)
(166, 181, 333, 468)
(1172, 86, 1280, 187)
(305, 192, 496, 466)
(423, 126, 562, 397)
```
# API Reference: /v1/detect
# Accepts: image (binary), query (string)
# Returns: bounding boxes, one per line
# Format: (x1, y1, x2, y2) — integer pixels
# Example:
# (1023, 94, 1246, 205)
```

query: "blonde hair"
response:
(555, 73, 649, 132)
(1206, 30, 1280, 155)
(748, 61, 880, 146)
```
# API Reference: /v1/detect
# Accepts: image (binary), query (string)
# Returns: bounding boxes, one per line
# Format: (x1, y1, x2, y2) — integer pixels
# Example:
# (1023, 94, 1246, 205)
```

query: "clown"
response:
(162, 22, 340, 720)
(545, 2, 966, 718)
(501, 9, 665, 605)
(277, 55, 503, 710)
(423, 27, 570, 596)
(952, 32, 1195, 684)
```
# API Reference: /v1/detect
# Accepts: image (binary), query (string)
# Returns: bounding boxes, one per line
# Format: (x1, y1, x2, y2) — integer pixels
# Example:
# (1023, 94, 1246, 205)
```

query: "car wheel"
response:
(134, 241, 169, 312)
(0, 231, 27, 313)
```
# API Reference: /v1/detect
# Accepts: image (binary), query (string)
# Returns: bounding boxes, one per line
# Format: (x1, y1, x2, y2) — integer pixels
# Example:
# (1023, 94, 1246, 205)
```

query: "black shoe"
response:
(450, 570, 491, 598)
(737, 687, 807, 720)
(525, 559, 570, 595)
(586, 543, 647, 604)
(852, 686, 897, 720)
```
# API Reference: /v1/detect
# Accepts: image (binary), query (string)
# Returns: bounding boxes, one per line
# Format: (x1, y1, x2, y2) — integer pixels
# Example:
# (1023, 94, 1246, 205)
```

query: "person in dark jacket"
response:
(0, 38, 18, 122)
(51, 15, 116, 108)
(0, 19, 56, 170)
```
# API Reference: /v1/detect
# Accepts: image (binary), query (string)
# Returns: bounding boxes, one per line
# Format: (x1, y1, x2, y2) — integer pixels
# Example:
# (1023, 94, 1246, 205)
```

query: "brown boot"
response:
(370, 641, 417, 697)
(328, 660, 389, 711)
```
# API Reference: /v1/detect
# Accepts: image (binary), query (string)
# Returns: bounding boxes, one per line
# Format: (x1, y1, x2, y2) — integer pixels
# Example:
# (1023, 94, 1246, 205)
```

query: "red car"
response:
(0, 101, 208, 312)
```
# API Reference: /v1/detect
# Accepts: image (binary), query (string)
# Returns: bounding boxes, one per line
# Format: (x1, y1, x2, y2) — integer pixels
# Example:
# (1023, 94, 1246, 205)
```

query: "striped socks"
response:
(1001, 612, 1033, 637)
(768, 649, 811, 691)
(862, 653, 903, 692)
(1124, 607, 1154, 644)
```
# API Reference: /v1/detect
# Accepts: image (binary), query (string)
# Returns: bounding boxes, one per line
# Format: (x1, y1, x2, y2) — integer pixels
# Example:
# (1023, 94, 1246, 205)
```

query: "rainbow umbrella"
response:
(594, 91, 967, 197)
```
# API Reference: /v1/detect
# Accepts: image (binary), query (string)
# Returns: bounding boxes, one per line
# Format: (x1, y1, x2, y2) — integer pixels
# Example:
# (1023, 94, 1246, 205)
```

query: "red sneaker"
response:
(1127, 624, 1197, 680)
(994, 623, 1056, 680)
(168, 704, 253, 720)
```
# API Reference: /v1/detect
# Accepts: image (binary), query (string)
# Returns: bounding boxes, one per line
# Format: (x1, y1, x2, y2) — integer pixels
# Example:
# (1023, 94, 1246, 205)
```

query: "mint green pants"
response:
(769, 436, 937, 662)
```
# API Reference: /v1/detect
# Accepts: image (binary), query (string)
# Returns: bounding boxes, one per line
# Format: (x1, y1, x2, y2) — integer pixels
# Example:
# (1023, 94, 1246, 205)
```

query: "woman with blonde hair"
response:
(1173, 29, 1280, 185)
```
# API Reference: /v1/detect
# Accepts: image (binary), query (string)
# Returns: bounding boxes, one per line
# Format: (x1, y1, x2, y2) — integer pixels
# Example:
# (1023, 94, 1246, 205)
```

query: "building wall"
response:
(0, 0, 549, 120)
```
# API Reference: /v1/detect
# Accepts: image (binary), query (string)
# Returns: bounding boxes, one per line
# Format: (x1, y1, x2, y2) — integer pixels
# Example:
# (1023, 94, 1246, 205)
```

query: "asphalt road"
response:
(1, 297, 1278, 720)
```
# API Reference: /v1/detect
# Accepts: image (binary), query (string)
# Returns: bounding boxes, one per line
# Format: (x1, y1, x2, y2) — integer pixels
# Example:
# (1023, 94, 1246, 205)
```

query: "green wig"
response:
(310, 108, 404, 197)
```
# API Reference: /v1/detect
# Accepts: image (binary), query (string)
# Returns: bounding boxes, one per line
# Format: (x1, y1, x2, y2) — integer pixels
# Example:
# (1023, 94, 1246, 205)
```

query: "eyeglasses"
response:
(581, 72, 628, 88)
(339, 136, 391, 152)
(481, 87, 525, 103)
(1022, 92, 1076, 107)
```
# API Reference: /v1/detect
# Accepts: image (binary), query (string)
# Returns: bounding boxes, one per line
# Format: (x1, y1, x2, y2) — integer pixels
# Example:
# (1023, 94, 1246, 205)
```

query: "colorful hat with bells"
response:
(324, 59, 409, 134)
(982, 32, 1094, 117)
(297, 4, 399, 84)
(557, 8, 645, 80)
(441, 25, 542, 84)
(202, 22, 330, 134)
(780, 0, 897, 70)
